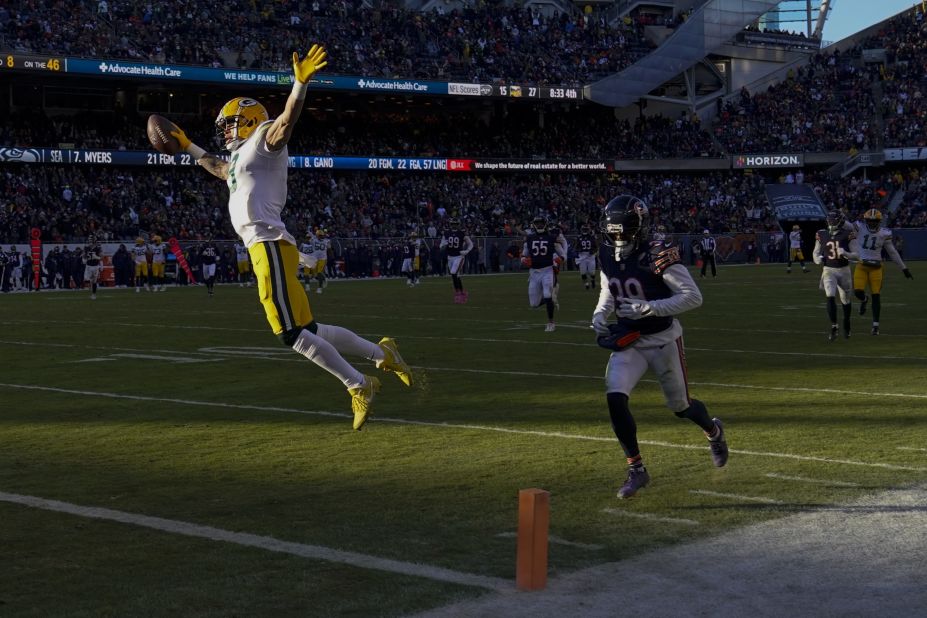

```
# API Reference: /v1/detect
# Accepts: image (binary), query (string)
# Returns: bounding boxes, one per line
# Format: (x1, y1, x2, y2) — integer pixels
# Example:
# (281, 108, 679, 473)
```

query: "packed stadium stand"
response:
(1, 0, 927, 264)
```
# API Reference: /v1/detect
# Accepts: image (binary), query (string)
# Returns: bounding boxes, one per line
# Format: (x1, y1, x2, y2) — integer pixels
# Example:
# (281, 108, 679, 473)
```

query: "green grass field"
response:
(1, 264, 925, 617)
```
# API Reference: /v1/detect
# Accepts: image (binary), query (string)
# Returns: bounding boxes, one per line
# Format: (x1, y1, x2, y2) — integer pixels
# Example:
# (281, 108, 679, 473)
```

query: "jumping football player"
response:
(591, 195, 728, 499)
(168, 44, 411, 429)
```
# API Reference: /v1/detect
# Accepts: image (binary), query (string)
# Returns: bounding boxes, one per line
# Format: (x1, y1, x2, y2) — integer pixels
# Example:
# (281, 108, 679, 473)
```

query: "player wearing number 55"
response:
(145, 45, 413, 430)
(591, 195, 729, 499)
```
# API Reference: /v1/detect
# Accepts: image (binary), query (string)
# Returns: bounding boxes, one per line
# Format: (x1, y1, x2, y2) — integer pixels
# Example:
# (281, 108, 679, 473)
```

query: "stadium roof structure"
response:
(586, 0, 834, 109)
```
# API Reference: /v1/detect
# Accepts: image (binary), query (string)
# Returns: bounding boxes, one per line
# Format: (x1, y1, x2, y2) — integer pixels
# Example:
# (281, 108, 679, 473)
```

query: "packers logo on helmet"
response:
(863, 208, 883, 233)
(215, 97, 269, 151)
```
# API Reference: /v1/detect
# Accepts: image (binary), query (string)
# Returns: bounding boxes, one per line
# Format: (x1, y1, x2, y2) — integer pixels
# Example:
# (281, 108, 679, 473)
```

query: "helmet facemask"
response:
(600, 195, 648, 262)
(826, 211, 844, 234)
(532, 216, 547, 234)
(215, 97, 269, 151)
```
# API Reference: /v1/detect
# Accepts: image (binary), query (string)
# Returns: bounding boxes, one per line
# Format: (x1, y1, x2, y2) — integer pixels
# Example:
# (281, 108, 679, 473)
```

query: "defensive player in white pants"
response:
(592, 195, 729, 499)
(813, 211, 855, 340)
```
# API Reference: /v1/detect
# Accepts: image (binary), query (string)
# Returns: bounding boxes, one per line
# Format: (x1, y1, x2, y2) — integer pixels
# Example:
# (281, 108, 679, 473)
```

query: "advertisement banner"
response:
(764, 183, 827, 221)
(733, 153, 804, 169)
(883, 147, 927, 161)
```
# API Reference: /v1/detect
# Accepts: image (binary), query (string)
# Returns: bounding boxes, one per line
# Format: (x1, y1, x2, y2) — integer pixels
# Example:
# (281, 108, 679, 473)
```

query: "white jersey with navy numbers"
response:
(226, 120, 295, 248)
(851, 222, 906, 268)
(149, 242, 167, 263)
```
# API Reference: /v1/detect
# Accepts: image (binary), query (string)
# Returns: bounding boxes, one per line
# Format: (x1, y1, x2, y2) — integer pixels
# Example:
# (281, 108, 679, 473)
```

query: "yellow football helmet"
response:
(135, 237, 145, 245)
(215, 97, 269, 150)
(863, 208, 882, 233)
(152, 235, 162, 244)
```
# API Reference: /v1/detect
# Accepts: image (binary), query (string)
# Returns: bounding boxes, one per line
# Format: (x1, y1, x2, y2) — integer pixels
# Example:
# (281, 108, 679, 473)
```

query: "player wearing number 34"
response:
(590, 195, 729, 499)
(163, 45, 413, 430)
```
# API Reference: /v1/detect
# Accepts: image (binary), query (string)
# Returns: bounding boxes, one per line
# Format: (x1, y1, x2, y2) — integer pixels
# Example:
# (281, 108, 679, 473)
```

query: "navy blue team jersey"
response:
(200, 245, 218, 265)
(598, 242, 676, 334)
(525, 230, 561, 269)
(444, 231, 467, 257)
(403, 242, 414, 258)
(816, 228, 853, 268)
(578, 234, 596, 254)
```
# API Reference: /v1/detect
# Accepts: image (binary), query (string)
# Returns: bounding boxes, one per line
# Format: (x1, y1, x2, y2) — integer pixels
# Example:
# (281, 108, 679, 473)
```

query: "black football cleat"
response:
(708, 418, 729, 468)
(828, 326, 838, 342)
(871, 325, 880, 336)
(617, 467, 650, 499)
(859, 297, 868, 316)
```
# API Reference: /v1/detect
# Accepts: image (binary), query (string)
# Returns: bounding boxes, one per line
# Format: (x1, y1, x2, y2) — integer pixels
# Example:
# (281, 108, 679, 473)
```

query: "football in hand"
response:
(147, 114, 182, 155)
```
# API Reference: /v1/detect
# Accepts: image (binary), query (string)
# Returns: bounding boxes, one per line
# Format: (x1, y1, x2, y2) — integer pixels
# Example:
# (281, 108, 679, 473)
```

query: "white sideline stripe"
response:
(0, 491, 509, 592)
(897, 447, 927, 452)
(603, 508, 700, 527)
(764, 473, 860, 487)
(689, 490, 784, 505)
(2, 383, 925, 472)
(495, 532, 604, 551)
(2, 338, 926, 400)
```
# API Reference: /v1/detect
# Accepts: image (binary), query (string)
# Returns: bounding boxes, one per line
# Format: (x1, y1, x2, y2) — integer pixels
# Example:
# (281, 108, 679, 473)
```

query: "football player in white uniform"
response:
(148, 235, 168, 291)
(132, 237, 150, 292)
(234, 240, 252, 287)
(167, 44, 412, 429)
(849, 209, 913, 335)
(310, 229, 330, 293)
(786, 224, 809, 274)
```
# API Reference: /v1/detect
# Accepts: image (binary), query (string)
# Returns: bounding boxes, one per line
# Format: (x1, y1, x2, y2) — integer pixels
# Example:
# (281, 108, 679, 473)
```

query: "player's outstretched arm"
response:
(266, 44, 328, 152)
(170, 125, 229, 180)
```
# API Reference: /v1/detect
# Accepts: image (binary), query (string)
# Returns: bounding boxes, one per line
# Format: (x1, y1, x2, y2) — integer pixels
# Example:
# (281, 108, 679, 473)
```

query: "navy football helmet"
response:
(532, 215, 548, 234)
(600, 195, 649, 261)
(826, 210, 845, 234)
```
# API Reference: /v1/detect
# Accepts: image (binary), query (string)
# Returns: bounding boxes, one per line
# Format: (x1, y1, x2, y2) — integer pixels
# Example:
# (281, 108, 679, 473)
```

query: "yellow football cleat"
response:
(376, 337, 413, 387)
(348, 375, 380, 430)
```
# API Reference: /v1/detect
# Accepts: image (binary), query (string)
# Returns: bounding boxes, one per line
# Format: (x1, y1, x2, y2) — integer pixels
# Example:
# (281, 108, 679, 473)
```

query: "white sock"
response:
(316, 323, 383, 362)
(291, 329, 365, 389)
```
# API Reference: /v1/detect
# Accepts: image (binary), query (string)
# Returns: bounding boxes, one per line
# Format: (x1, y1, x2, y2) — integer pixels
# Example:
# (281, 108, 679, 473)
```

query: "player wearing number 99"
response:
(813, 210, 855, 341)
(522, 215, 565, 332)
(166, 44, 413, 430)
(440, 219, 473, 303)
(590, 195, 728, 499)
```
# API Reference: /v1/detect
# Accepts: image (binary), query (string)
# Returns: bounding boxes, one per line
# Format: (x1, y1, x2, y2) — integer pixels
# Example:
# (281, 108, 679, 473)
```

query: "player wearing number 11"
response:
(590, 195, 728, 499)
(165, 45, 413, 430)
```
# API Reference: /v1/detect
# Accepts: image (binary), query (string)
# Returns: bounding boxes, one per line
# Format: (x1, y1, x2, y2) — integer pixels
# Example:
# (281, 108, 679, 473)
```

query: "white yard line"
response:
(1, 383, 924, 472)
(2, 339, 926, 400)
(896, 447, 927, 452)
(495, 532, 604, 551)
(689, 490, 785, 505)
(602, 508, 700, 526)
(764, 473, 859, 487)
(0, 491, 509, 591)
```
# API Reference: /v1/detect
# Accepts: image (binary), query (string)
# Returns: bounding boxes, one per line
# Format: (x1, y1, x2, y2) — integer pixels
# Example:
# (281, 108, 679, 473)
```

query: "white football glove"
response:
(591, 313, 610, 336)
(616, 299, 653, 320)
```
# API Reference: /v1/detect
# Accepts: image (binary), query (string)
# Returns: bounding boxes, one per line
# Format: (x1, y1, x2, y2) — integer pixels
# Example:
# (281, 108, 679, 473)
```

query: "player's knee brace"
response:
(675, 398, 714, 431)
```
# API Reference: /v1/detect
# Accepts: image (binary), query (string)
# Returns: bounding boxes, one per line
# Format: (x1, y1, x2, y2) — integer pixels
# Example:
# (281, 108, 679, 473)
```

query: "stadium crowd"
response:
(0, 104, 723, 160)
(0, 0, 654, 86)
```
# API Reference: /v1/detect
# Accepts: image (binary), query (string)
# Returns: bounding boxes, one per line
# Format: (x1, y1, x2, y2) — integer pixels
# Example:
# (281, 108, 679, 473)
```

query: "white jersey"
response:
(149, 242, 168, 264)
(311, 237, 330, 260)
(225, 120, 295, 248)
(132, 245, 149, 264)
(789, 231, 802, 249)
(851, 222, 906, 268)
(234, 243, 249, 262)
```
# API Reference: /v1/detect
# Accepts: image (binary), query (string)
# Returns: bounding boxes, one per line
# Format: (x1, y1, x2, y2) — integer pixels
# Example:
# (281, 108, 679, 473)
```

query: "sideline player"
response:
(401, 230, 422, 288)
(149, 235, 168, 291)
(234, 239, 252, 287)
(441, 219, 473, 303)
(786, 224, 809, 273)
(850, 208, 913, 335)
(813, 211, 854, 340)
(591, 195, 728, 499)
(132, 237, 150, 292)
(168, 44, 411, 428)
(83, 236, 103, 300)
(310, 229, 330, 293)
(522, 215, 564, 332)
(200, 239, 219, 296)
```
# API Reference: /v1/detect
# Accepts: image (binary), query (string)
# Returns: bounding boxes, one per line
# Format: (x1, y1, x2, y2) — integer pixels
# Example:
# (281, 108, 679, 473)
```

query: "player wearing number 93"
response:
(165, 45, 412, 430)
(590, 195, 728, 499)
